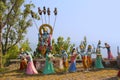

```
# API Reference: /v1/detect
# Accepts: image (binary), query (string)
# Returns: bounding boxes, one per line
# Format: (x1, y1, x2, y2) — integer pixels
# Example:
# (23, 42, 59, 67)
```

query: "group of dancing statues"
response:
(18, 23, 118, 76)
(18, 39, 115, 75)
(18, 24, 120, 78)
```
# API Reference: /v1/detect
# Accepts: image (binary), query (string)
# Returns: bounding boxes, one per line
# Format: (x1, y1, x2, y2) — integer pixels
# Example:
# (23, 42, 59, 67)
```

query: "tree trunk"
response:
(0, 14, 3, 68)
(0, 28, 3, 68)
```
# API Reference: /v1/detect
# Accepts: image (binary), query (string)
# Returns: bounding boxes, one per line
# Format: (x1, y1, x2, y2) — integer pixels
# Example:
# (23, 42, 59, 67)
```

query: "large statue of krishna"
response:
(37, 7, 57, 57)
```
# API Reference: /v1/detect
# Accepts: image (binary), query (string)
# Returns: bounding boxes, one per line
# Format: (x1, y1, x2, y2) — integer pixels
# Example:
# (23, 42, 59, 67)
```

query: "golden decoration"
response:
(41, 46, 46, 55)
(39, 24, 53, 36)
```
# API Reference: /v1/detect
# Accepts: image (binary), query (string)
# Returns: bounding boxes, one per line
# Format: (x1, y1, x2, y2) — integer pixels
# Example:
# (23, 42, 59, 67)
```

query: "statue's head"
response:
(61, 50, 65, 54)
(79, 44, 84, 50)
(98, 40, 101, 45)
(88, 45, 92, 49)
(105, 43, 107, 45)
(96, 48, 100, 53)
(72, 48, 76, 53)
(43, 27, 48, 32)
(20, 48, 24, 52)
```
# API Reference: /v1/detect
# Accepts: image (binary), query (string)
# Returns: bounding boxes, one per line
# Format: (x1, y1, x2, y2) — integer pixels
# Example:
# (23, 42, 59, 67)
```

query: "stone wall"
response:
(33, 58, 63, 71)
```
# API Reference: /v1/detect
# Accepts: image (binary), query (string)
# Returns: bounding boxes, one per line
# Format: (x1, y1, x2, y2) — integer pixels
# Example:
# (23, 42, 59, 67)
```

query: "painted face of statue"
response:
(43, 27, 48, 32)
(88, 45, 92, 51)
(96, 48, 100, 53)
(73, 50, 77, 55)
(80, 45, 84, 50)
(42, 27, 50, 39)
(20, 48, 24, 52)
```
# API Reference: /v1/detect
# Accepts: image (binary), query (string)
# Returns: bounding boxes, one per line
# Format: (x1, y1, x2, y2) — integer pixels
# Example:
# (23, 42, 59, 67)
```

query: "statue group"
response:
(37, 6, 57, 57)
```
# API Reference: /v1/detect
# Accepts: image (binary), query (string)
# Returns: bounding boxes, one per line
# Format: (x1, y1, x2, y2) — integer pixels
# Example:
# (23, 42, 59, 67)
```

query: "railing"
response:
(9, 58, 118, 69)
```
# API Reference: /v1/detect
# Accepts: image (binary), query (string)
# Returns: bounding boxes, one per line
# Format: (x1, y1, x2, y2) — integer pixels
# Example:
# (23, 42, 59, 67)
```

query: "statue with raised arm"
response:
(104, 43, 114, 60)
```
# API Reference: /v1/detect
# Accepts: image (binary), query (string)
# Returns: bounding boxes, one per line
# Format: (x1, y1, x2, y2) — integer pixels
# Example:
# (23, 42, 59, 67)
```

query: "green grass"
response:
(0, 67, 9, 72)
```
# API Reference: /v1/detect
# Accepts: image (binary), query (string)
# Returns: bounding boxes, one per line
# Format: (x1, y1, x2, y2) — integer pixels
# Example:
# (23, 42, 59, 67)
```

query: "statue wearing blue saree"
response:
(69, 48, 78, 72)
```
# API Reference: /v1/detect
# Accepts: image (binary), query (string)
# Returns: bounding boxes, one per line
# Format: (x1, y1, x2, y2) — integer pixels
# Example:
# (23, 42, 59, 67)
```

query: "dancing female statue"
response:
(43, 51, 55, 74)
(61, 49, 69, 73)
(26, 51, 38, 75)
(104, 43, 114, 60)
(19, 48, 27, 70)
(69, 48, 78, 72)
(94, 48, 104, 69)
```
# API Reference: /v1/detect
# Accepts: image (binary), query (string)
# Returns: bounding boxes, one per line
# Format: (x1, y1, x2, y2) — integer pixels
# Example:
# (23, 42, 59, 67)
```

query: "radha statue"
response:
(18, 48, 27, 71)
(43, 51, 55, 74)
(61, 49, 69, 73)
(26, 51, 38, 75)
(104, 43, 114, 60)
(94, 48, 104, 69)
(69, 48, 78, 72)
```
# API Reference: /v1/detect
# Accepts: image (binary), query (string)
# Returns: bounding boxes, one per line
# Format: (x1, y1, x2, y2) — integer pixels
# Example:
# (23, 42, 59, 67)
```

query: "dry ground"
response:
(0, 63, 119, 80)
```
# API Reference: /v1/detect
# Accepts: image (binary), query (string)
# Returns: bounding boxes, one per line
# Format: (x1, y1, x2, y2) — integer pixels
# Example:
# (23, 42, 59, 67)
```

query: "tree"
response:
(3, 45, 19, 66)
(36, 36, 75, 57)
(0, 0, 39, 68)
(20, 39, 32, 52)
(52, 36, 75, 55)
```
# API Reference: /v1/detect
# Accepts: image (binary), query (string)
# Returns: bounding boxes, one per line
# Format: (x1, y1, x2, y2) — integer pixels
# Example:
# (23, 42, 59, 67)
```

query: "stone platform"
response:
(33, 58, 63, 71)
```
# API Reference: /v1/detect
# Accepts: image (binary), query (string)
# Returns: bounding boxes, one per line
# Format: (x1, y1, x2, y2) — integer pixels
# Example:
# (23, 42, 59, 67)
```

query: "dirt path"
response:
(0, 64, 119, 80)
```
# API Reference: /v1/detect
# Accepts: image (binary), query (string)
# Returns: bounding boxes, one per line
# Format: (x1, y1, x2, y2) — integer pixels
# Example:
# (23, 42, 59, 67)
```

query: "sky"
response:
(25, 0, 120, 58)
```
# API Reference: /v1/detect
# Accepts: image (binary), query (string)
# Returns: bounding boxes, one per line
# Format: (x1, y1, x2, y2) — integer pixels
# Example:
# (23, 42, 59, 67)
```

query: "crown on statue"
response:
(38, 6, 57, 36)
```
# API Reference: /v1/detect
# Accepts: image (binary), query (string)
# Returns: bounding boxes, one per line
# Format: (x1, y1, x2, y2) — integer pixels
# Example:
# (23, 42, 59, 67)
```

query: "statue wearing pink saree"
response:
(104, 43, 114, 60)
(26, 51, 38, 75)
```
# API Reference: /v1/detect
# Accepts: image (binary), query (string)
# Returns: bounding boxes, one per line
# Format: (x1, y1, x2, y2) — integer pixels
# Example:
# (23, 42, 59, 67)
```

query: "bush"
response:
(2, 46, 19, 66)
